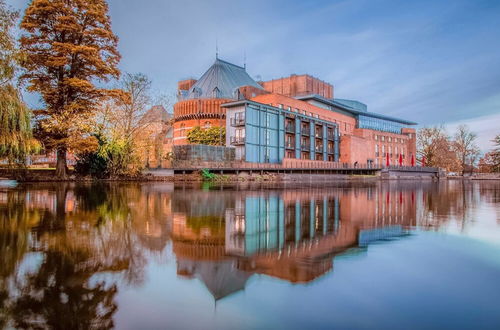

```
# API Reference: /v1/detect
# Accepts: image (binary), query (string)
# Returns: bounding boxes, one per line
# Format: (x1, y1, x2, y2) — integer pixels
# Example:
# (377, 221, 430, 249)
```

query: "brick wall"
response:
(261, 74, 333, 99)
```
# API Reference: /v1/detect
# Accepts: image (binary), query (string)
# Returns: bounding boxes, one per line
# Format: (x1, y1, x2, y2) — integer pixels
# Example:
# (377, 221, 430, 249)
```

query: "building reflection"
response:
(170, 184, 419, 300)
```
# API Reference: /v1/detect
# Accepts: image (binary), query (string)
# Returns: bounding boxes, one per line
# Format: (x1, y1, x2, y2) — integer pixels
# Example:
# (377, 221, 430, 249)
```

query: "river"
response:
(1, 180, 499, 329)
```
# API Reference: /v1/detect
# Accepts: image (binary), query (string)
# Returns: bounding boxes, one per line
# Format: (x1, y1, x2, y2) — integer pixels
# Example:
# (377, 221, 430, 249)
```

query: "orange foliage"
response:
(19, 0, 121, 177)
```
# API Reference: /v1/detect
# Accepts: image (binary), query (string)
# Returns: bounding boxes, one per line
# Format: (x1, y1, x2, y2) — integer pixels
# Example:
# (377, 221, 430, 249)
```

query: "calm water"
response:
(1, 181, 499, 329)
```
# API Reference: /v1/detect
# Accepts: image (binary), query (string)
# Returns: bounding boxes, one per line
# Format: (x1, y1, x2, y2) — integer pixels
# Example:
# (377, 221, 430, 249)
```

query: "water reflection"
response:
(0, 181, 499, 328)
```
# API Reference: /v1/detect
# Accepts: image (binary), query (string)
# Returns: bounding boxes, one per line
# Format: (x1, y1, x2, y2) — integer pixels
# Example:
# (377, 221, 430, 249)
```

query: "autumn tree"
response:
(90, 73, 153, 176)
(478, 152, 495, 173)
(0, 1, 38, 165)
(452, 125, 480, 175)
(19, 0, 120, 178)
(489, 134, 500, 173)
(417, 126, 458, 171)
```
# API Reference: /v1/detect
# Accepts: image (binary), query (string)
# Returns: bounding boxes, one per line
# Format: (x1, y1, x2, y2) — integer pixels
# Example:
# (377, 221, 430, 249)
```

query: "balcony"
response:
(301, 143, 310, 150)
(315, 145, 323, 152)
(230, 136, 245, 145)
(301, 128, 310, 136)
(327, 132, 335, 140)
(315, 132, 323, 139)
(285, 141, 295, 149)
(230, 117, 245, 127)
(285, 124, 295, 133)
(328, 148, 335, 154)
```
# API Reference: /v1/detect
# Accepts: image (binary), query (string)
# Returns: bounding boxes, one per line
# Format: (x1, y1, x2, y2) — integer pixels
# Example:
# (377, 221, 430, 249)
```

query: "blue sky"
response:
(7, 0, 500, 151)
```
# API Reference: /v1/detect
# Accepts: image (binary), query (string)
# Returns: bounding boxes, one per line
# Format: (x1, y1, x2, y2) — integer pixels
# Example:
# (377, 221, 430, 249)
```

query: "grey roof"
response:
(334, 99, 367, 112)
(141, 105, 172, 123)
(182, 58, 263, 100)
(296, 94, 417, 125)
(177, 258, 251, 300)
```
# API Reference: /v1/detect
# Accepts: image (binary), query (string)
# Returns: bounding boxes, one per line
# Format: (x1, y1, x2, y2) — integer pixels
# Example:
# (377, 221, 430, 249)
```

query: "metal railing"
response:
(285, 141, 295, 149)
(315, 145, 323, 152)
(230, 117, 245, 126)
(285, 124, 295, 133)
(301, 143, 310, 150)
(230, 136, 245, 145)
(385, 165, 439, 172)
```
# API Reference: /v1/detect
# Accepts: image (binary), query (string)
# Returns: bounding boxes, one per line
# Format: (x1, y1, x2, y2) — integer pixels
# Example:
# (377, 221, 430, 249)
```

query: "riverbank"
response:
(0, 167, 445, 183)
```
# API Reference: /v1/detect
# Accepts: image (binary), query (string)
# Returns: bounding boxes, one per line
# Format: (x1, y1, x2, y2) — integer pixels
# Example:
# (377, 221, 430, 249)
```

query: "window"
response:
(287, 106, 291, 111)
(382, 145, 385, 153)
(278, 104, 283, 109)
(235, 128, 245, 138)
(388, 137, 392, 142)
(180, 123, 186, 137)
(204, 121, 211, 129)
(381, 136, 385, 142)
(374, 135, 378, 141)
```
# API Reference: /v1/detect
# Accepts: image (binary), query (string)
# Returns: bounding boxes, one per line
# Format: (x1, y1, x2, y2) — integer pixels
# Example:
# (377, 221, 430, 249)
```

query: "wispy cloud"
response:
(7, 0, 500, 151)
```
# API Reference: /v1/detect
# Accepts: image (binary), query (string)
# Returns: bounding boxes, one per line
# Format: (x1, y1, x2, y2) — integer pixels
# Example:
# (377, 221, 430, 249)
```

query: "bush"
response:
(187, 126, 225, 145)
(200, 168, 216, 181)
(74, 151, 108, 178)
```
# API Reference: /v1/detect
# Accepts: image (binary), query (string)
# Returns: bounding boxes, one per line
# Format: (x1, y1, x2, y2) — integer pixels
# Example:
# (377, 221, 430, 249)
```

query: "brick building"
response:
(173, 57, 417, 166)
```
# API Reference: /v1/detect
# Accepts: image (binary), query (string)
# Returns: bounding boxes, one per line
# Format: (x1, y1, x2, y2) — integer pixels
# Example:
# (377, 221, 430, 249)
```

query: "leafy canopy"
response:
(19, 0, 121, 153)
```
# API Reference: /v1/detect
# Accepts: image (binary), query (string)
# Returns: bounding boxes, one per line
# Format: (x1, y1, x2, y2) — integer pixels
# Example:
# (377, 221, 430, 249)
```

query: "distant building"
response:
(173, 57, 417, 166)
(136, 105, 173, 168)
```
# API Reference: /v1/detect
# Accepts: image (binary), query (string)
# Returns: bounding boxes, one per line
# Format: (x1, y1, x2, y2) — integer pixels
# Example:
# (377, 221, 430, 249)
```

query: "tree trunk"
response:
(55, 148, 68, 179)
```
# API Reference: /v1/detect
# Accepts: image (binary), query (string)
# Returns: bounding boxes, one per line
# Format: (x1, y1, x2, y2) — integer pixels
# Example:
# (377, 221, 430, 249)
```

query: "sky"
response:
(6, 0, 500, 152)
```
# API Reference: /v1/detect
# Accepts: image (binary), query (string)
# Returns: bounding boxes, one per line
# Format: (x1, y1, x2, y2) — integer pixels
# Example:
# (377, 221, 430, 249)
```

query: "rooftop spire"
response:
(215, 37, 219, 59)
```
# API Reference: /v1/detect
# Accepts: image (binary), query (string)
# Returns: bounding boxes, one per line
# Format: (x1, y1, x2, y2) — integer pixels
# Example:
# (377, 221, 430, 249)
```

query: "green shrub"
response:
(200, 168, 216, 181)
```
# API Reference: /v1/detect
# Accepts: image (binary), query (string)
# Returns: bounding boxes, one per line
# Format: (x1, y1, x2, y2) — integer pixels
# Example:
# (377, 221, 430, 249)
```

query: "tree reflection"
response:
(10, 250, 117, 330)
(0, 183, 173, 327)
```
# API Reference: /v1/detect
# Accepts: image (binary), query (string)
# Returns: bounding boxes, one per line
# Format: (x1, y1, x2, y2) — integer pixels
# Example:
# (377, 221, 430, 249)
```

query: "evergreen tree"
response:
(19, 0, 121, 178)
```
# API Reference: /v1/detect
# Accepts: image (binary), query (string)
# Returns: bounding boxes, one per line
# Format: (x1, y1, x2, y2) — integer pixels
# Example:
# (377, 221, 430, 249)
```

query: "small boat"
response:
(0, 178, 18, 188)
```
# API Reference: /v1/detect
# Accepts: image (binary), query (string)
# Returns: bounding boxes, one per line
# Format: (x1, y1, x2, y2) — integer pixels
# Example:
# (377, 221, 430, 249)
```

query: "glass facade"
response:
(358, 115, 406, 134)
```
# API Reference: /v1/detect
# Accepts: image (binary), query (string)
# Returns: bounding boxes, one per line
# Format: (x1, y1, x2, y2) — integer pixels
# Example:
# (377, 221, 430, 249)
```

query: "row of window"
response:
(358, 115, 405, 134)
(274, 103, 352, 134)
(374, 135, 407, 143)
(177, 121, 212, 137)
(375, 144, 406, 156)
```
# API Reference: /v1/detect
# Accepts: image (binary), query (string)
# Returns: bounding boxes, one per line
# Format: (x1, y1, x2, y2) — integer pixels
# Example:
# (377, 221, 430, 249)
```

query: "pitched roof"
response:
(184, 58, 263, 100)
(141, 105, 172, 123)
